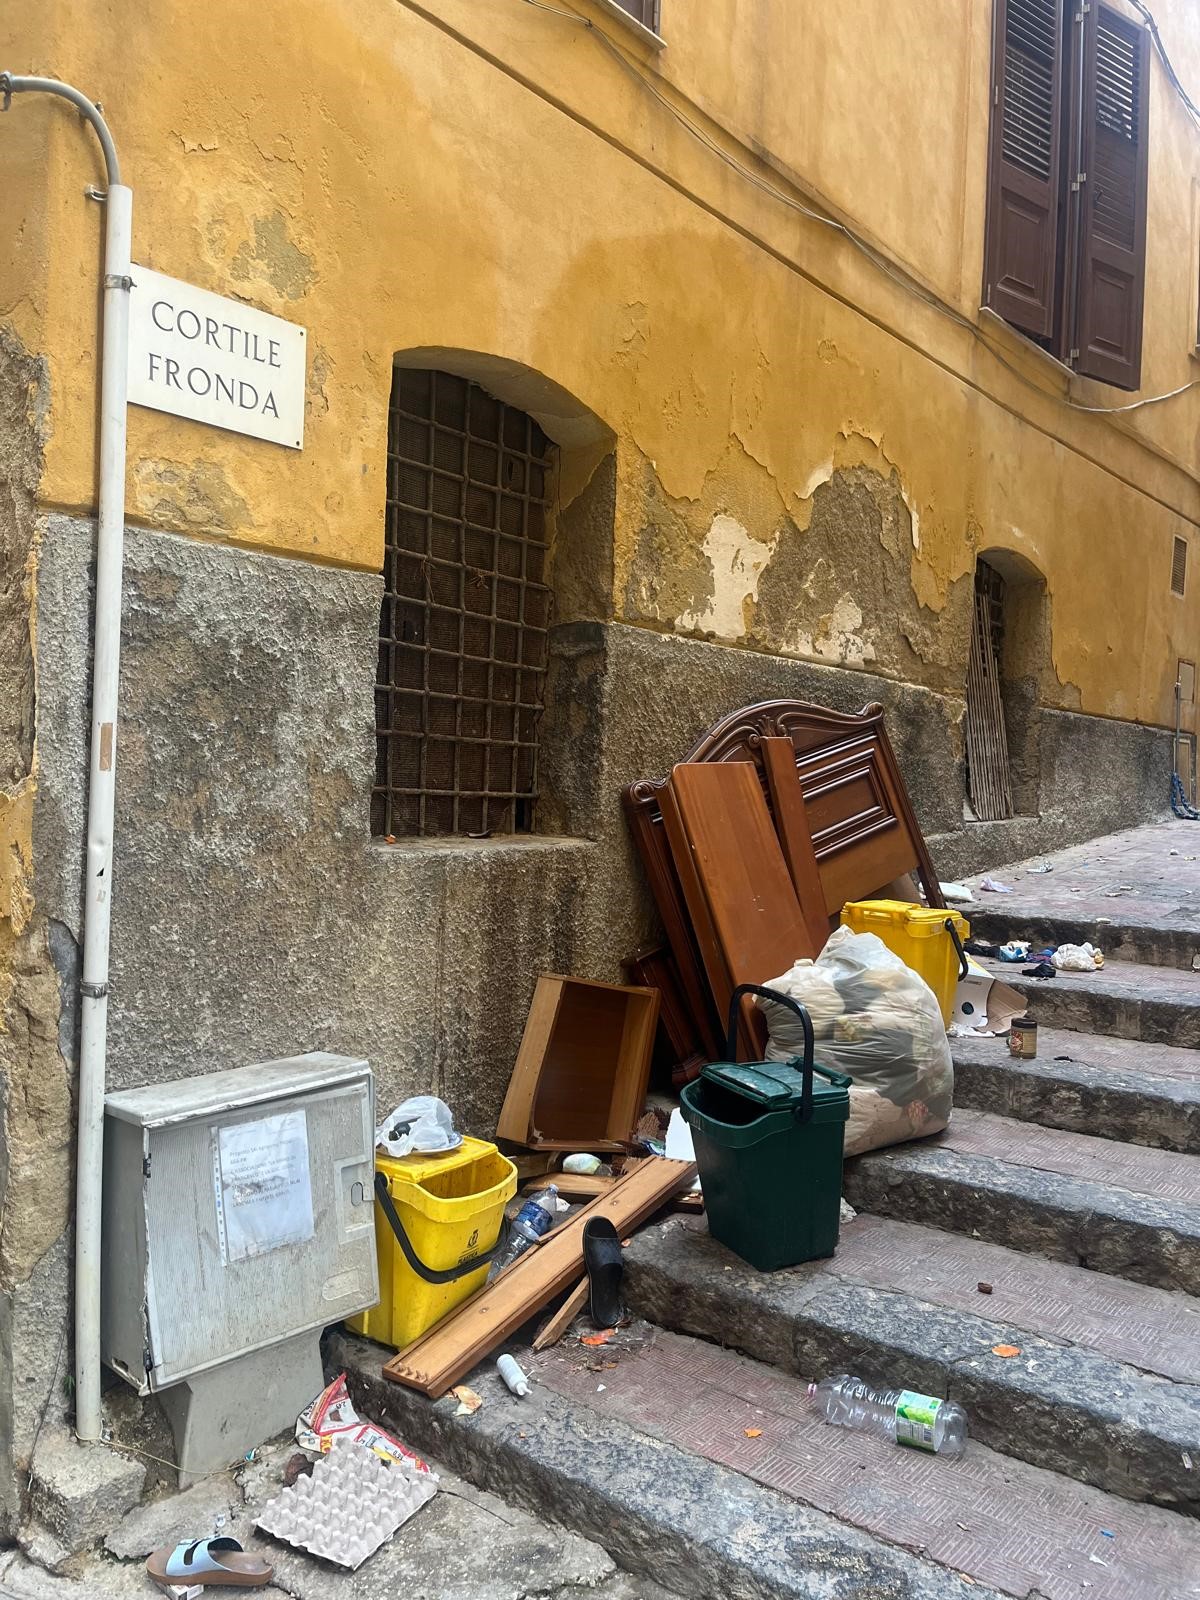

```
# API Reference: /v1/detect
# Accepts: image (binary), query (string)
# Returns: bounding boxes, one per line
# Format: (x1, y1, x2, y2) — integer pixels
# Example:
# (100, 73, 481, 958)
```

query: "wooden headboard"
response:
(622, 698, 945, 1065)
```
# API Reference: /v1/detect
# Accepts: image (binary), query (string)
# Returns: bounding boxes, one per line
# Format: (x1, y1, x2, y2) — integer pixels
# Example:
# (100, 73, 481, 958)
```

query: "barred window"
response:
(373, 368, 553, 839)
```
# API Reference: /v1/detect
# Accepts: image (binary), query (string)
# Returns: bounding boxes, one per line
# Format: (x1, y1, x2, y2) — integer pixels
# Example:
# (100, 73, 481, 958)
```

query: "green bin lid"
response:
(700, 1058, 845, 1109)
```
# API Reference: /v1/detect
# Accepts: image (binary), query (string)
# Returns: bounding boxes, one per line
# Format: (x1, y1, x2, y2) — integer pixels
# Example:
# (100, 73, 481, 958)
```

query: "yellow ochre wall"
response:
(3, 0, 1200, 728)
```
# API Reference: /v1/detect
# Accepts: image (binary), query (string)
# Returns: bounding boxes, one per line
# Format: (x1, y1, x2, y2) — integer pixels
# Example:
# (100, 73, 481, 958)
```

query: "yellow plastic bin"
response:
(840, 900, 970, 1025)
(347, 1136, 517, 1350)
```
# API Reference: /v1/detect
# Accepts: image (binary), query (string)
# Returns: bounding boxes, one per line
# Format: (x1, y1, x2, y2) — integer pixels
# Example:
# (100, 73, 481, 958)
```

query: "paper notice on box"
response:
(215, 1109, 315, 1265)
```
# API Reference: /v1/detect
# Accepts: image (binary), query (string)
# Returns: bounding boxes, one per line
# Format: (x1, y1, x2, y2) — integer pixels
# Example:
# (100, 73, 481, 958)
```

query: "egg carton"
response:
(256, 1443, 438, 1570)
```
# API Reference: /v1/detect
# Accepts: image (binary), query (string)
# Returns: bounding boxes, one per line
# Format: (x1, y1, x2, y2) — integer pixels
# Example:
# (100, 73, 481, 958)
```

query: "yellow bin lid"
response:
(842, 900, 970, 938)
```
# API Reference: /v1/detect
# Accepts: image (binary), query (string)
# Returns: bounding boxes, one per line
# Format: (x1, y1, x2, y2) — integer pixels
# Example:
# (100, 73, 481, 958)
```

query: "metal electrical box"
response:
(101, 1053, 378, 1395)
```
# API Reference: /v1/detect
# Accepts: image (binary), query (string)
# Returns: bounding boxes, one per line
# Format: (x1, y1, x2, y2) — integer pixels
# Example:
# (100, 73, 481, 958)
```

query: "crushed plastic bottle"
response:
(493, 1187, 559, 1273)
(808, 1374, 967, 1456)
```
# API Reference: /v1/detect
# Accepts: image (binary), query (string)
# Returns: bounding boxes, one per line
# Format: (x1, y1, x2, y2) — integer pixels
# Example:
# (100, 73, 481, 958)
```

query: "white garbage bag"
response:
(375, 1096, 462, 1158)
(757, 927, 953, 1157)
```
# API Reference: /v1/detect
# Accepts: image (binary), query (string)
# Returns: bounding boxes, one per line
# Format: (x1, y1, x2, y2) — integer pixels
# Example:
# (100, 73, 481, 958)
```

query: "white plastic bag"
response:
(758, 927, 953, 1157)
(375, 1096, 462, 1158)
(1052, 942, 1103, 972)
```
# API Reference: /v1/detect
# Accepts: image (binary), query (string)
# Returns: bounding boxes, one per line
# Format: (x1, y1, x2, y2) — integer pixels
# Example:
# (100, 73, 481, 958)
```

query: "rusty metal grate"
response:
(1172, 535, 1188, 597)
(372, 368, 553, 838)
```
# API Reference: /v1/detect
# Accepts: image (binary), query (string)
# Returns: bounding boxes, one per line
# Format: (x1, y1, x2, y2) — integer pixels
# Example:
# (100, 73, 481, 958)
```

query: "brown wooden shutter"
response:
(1073, 6, 1150, 390)
(611, 0, 660, 29)
(984, 0, 1065, 339)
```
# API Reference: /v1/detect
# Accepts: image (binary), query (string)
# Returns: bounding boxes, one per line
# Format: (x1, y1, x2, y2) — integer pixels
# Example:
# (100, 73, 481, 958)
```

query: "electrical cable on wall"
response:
(515, 0, 1200, 422)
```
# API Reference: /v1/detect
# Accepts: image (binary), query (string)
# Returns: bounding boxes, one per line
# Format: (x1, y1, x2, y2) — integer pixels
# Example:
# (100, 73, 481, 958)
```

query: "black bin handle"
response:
(945, 917, 969, 981)
(373, 1171, 511, 1285)
(724, 983, 852, 1126)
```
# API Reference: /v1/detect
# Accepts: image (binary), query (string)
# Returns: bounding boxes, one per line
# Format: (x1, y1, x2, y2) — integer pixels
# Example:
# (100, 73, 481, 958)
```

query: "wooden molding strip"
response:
(383, 1157, 697, 1396)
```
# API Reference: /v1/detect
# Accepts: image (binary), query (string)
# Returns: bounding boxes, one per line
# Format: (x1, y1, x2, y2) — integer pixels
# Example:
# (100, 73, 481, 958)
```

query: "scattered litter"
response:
(497, 1354, 530, 1397)
(451, 1385, 483, 1416)
(283, 1452, 313, 1487)
(596, 1384, 607, 1392)
(998, 941, 1030, 962)
(375, 1095, 462, 1158)
(1052, 942, 1104, 972)
(256, 1438, 438, 1570)
(940, 881, 975, 904)
(744, 1428, 763, 1438)
(840, 1199, 857, 1223)
(165, 1586, 204, 1600)
(979, 877, 1014, 893)
(977, 1282, 993, 1295)
(1021, 962, 1056, 980)
(810, 1375, 967, 1455)
(1028, 863, 1054, 874)
(1095, 916, 1112, 925)
(964, 939, 1002, 959)
(581, 1329, 616, 1346)
(242, 1448, 258, 1464)
(1100, 1529, 1115, 1538)
(297, 1374, 430, 1473)
(147, 1539, 272, 1591)
(493, 1186, 560, 1272)
(1103, 884, 1134, 897)
(991, 1344, 1021, 1358)
(562, 1153, 603, 1175)
(1184, 1452, 1194, 1470)
(1088, 1555, 1109, 1568)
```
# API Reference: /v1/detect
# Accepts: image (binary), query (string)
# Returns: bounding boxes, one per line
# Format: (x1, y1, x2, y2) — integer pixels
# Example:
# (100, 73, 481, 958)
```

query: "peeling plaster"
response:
(678, 513, 781, 639)
(791, 593, 876, 667)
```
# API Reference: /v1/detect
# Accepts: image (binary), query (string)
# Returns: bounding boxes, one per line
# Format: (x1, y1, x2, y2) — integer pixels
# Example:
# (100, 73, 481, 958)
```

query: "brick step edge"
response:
(330, 1331, 1006, 1600)
(843, 1141, 1200, 1295)
(967, 908, 1200, 972)
(950, 1048, 1200, 1154)
(623, 1226, 1200, 1514)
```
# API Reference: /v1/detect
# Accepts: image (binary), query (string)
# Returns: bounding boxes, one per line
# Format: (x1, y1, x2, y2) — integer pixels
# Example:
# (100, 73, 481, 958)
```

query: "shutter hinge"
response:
(1069, 348, 1081, 362)
(1071, 171, 1088, 192)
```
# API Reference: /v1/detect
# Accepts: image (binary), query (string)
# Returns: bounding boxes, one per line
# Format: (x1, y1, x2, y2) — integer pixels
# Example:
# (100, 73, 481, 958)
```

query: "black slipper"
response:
(582, 1217, 624, 1328)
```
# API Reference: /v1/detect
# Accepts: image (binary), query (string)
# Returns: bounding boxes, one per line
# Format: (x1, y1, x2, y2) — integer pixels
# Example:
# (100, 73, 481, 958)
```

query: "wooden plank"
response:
(659, 778, 737, 1054)
(761, 736, 831, 953)
(623, 945, 708, 1084)
(383, 1157, 698, 1396)
(670, 761, 812, 1059)
(532, 1277, 590, 1351)
(524, 1171, 615, 1202)
(966, 591, 1013, 822)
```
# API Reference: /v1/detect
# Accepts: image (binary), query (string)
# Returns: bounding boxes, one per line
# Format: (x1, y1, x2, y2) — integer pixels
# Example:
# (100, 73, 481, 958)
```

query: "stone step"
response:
(621, 1215, 1200, 1514)
(334, 1324, 1200, 1600)
(967, 905, 1200, 971)
(950, 1027, 1200, 1153)
(983, 955, 1200, 1045)
(842, 1108, 1200, 1293)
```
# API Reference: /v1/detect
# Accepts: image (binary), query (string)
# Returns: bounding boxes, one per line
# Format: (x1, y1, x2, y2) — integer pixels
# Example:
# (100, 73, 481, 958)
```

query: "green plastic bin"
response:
(681, 983, 852, 1272)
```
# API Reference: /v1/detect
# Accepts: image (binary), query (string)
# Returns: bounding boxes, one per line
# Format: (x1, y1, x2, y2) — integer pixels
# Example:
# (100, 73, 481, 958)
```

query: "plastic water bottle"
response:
(808, 1374, 967, 1456)
(493, 1187, 559, 1272)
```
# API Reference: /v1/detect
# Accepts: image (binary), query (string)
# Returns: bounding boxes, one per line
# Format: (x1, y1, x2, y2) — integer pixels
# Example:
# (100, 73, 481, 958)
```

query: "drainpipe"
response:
(0, 73, 131, 1445)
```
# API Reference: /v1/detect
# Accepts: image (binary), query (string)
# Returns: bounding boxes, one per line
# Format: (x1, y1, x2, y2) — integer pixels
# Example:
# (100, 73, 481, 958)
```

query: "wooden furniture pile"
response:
(622, 697, 946, 1076)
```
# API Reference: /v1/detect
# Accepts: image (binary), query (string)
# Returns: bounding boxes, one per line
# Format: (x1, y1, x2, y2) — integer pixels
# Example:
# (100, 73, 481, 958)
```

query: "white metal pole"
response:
(74, 179, 133, 1443)
(0, 74, 130, 1445)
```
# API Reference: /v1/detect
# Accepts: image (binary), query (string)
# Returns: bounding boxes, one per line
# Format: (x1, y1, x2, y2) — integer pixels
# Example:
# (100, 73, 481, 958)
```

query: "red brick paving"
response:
(931, 1109, 1200, 1204)
(827, 1217, 1200, 1382)
(530, 1327, 1200, 1600)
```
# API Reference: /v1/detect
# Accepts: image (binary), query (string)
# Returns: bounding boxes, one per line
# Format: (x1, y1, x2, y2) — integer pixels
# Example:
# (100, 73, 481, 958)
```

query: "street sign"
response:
(128, 265, 306, 449)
